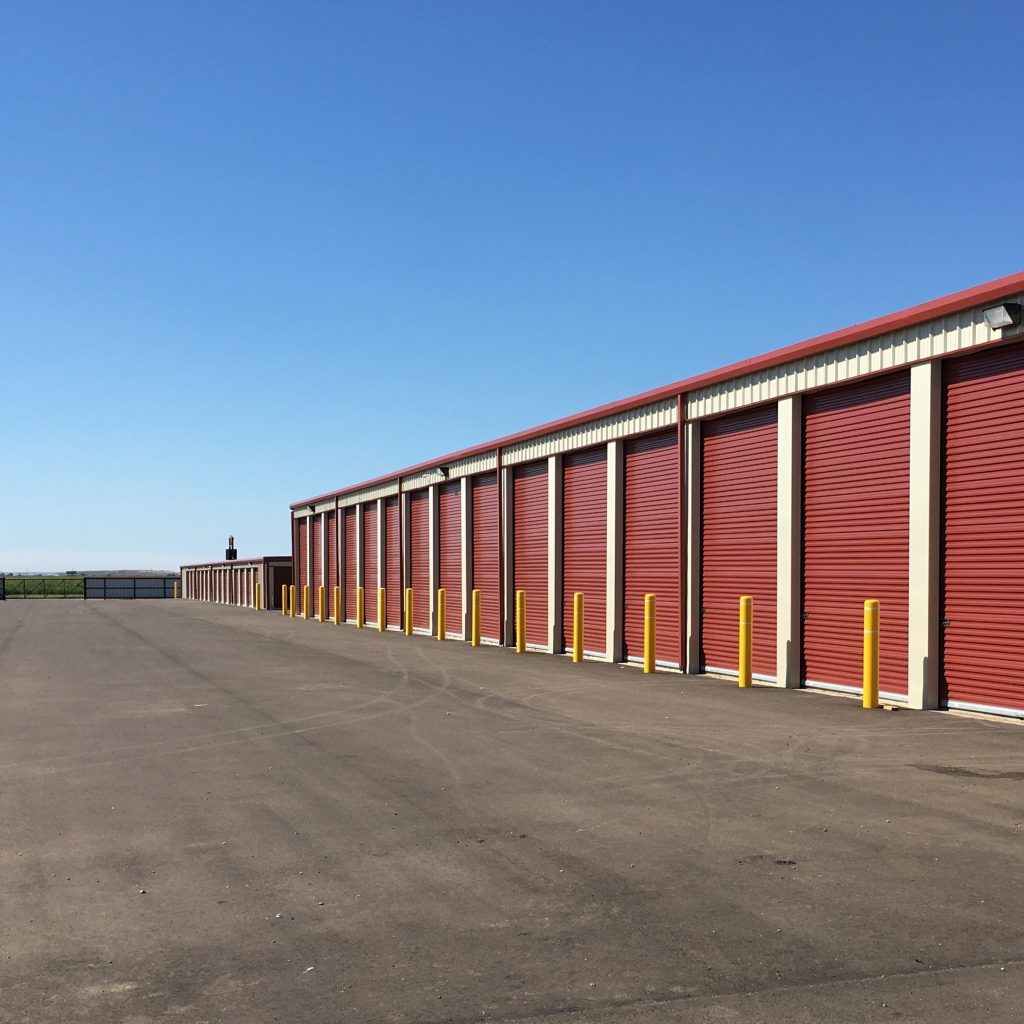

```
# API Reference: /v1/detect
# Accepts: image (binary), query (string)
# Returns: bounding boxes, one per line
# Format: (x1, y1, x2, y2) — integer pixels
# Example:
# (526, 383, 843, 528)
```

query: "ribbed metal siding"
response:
(623, 431, 680, 665)
(513, 462, 548, 647)
(326, 510, 338, 619)
(385, 496, 401, 628)
(312, 515, 323, 615)
(363, 503, 378, 625)
(439, 482, 462, 637)
(344, 507, 357, 621)
(942, 342, 1024, 714)
(701, 407, 778, 679)
(803, 372, 910, 697)
(561, 448, 607, 655)
(472, 473, 500, 642)
(297, 519, 309, 603)
(410, 490, 430, 631)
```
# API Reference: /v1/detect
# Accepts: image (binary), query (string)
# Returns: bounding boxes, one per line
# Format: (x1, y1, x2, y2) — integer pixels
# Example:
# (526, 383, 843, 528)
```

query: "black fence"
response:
(1, 576, 179, 600)
(84, 577, 179, 600)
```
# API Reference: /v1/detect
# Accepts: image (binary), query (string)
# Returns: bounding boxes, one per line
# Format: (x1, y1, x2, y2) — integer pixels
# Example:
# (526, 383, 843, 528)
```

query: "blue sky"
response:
(2, 0, 1021, 571)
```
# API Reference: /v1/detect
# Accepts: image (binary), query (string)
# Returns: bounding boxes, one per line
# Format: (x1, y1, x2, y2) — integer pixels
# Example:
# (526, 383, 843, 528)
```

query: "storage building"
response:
(180, 557, 292, 610)
(289, 271, 1024, 719)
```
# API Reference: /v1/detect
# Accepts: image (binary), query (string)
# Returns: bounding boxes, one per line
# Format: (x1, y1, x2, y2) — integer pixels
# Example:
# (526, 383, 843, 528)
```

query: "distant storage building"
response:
(289, 271, 1024, 719)
(180, 557, 292, 610)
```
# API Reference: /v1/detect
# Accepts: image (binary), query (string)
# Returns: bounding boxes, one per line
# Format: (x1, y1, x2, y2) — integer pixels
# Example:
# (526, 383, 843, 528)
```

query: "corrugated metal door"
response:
(385, 496, 401, 628)
(561, 448, 606, 655)
(472, 473, 500, 642)
(701, 407, 778, 679)
(363, 503, 379, 625)
(410, 490, 430, 631)
(326, 511, 338, 618)
(344, 507, 357, 621)
(803, 372, 910, 698)
(623, 430, 680, 665)
(439, 482, 462, 637)
(514, 462, 548, 648)
(943, 342, 1024, 715)
(312, 515, 323, 615)
(297, 518, 308, 605)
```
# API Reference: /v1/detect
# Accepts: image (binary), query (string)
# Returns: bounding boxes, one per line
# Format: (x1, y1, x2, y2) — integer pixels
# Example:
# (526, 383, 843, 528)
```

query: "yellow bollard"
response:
(173, 581, 179, 600)
(437, 588, 446, 640)
(318, 585, 326, 622)
(471, 589, 481, 647)
(378, 588, 386, 633)
(738, 595, 752, 688)
(516, 590, 526, 653)
(289, 585, 296, 618)
(255, 582, 261, 611)
(356, 586, 364, 628)
(863, 599, 880, 709)
(303, 585, 311, 620)
(643, 593, 656, 674)
(282, 584, 288, 616)
(405, 588, 414, 636)
(573, 592, 584, 663)
(333, 586, 341, 625)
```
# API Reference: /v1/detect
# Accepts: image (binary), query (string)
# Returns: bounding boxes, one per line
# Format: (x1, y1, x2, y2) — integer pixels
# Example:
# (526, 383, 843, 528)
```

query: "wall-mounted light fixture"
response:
(308, 504, 315, 513)
(983, 303, 1022, 331)
(437, 466, 449, 480)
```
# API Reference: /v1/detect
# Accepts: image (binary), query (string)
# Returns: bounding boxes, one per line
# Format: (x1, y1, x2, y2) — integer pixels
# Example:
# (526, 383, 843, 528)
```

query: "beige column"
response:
(684, 420, 701, 673)
(908, 361, 941, 709)
(776, 395, 802, 688)
(461, 476, 472, 639)
(428, 483, 439, 636)
(548, 454, 563, 653)
(606, 440, 624, 662)
(501, 467, 515, 646)
(355, 504, 364, 593)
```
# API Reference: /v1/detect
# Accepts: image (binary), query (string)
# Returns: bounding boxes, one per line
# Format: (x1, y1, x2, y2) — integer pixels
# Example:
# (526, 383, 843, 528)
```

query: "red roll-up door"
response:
(312, 515, 323, 614)
(297, 518, 309, 603)
(326, 511, 338, 618)
(439, 482, 462, 637)
(701, 407, 778, 679)
(624, 430, 680, 665)
(562, 448, 607, 655)
(385, 496, 401, 628)
(803, 372, 910, 698)
(410, 490, 430, 631)
(363, 503, 379, 625)
(472, 473, 500, 642)
(943, 341, 1024, 715)
(514, 462, 548, 648)
(344, 508, 357, 621)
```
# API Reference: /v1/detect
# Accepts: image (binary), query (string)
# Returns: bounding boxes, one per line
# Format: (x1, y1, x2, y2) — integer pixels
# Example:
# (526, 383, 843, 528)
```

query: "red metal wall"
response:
(623, 430, 680, 665)
(410, 490, 430, 631)
(943, 341, 1024, 713)
(701, 407, 778, 678)
(385, 496, 401, 628)
(363, 503, 379, 625)
(312, 515, 323, 615)
(472, 473, 500, 642)
(561, 448, 607, 655)
(802, 372, 910, 697)
(344, 507, 357, 621)
(438, 482, 462, 636)
(326, 510, 338, 618)
(513, 462, 548, 648)
(297, 518, 309, 605)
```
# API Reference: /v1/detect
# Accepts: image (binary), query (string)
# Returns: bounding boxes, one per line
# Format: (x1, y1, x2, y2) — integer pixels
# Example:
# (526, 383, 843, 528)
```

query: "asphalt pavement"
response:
(1, 599, 1023, 1023)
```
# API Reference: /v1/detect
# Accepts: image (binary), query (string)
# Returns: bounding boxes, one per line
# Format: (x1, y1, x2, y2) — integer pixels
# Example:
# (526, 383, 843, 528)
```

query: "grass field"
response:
(3, 576, 84, 598)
